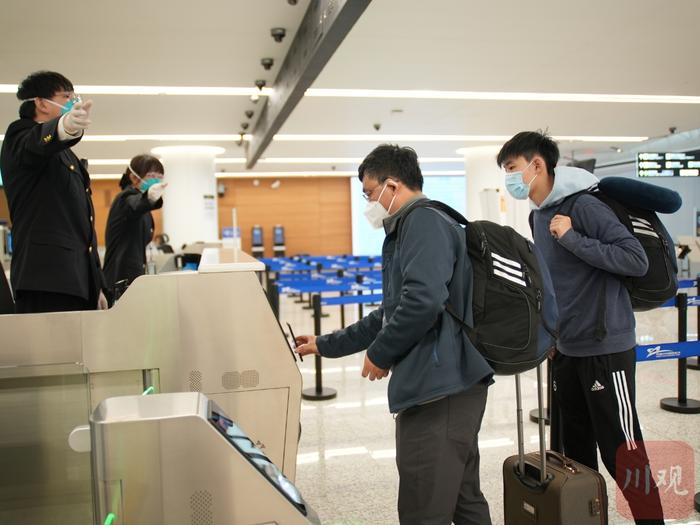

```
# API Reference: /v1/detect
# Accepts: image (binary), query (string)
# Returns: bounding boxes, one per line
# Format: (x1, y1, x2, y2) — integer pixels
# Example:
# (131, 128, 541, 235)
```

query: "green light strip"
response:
(104, 512, 116, 525)
(142, 386, 155, 396)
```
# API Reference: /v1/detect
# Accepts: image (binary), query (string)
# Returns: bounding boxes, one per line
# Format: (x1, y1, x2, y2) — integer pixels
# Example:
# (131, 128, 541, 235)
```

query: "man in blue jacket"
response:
(296, 144, 494, 524)
(497, 131, 664, 524)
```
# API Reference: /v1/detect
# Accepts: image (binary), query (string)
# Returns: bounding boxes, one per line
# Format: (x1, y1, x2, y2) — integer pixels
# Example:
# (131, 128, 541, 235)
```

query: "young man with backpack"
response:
(497, 131, 665, 524)
(295, 144, 494, 525)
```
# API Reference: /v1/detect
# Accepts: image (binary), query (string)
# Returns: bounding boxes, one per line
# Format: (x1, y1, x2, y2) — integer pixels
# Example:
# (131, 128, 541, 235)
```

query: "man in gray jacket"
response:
(296, 144, 493, 525)
(497, 131, 664, 524)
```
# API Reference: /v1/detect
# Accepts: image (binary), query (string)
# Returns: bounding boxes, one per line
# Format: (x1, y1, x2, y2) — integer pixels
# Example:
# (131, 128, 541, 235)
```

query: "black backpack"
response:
(558, 184, 678, 311)
(399, 200, 558, 375)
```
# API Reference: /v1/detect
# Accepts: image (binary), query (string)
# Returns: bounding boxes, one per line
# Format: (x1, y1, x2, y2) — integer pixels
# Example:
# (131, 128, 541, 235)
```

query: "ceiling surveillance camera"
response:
(373, 123, 381, 131)
(261, 57, 274, 70)
(271, 27, 286, 43)
(245, 110, 254, 119)
(240, 122, 249, 130)
(255, 79, 266, 90)
(288, 0, 298, 5)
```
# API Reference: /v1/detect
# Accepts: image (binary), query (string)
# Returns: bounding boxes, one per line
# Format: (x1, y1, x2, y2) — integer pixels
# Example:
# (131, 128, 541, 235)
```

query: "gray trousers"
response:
(395, 382, 492, 525)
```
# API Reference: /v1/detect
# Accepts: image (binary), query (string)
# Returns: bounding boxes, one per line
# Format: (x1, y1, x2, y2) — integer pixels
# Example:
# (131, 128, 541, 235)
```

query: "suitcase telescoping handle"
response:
(515, 364, 547, 484)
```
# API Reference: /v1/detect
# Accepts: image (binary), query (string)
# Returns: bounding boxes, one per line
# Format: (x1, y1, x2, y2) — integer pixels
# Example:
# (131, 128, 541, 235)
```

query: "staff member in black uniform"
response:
(0, 71, 107, 313)
(102, 155, 166, 299)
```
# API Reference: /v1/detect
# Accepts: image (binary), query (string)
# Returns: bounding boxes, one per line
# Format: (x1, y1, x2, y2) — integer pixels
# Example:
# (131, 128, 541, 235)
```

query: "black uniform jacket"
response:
(0, 117, 104, 301)
(102, 187, 162, 290)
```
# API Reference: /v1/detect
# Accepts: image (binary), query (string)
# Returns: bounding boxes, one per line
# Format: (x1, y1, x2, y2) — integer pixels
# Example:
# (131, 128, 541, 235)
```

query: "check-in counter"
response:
(0, 249, 302, 524)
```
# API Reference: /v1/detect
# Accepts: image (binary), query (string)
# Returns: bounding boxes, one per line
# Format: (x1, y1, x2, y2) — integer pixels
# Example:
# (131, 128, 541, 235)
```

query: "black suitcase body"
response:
(503, 369, 608, 524)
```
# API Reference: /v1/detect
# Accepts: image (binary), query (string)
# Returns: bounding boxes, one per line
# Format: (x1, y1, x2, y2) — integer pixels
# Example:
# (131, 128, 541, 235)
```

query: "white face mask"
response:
(363, 182, 397, 229)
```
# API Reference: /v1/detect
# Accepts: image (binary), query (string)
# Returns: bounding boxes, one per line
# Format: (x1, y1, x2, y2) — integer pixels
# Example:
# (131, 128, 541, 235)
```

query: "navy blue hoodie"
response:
(531, 167, 648, 357)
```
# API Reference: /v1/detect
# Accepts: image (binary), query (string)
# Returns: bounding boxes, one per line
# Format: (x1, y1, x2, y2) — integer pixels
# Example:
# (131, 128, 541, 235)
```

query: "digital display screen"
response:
(637, 151, 700, 177)
(273, 226, 285, 245)
(252, 227, 263, 246)
(209, 412, 307, 514)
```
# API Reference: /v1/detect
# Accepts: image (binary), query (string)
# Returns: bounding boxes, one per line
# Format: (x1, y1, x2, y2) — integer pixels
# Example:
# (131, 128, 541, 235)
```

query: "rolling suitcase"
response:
(503, 365, 608, 524)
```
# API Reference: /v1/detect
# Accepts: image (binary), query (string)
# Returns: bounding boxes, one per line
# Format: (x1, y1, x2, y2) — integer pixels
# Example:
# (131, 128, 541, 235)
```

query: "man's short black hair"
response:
(358, 144, 423, 190)
(496, 131, 560, 177)
(16, 71, 74, 119)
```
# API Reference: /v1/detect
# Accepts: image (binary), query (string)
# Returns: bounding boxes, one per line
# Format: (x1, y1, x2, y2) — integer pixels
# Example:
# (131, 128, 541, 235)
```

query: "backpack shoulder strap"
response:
(396, 200, 472, 332)
(396, 199, 468, 246)
(556, 190, 589, 217)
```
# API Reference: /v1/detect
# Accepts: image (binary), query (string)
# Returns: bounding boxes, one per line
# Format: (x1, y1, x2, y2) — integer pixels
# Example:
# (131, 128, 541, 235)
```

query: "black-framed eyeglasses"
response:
(362, 184, 381, 202)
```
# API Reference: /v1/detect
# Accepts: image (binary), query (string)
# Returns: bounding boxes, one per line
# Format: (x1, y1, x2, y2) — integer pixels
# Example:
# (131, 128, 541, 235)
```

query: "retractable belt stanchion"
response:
(338, 269, 346, 329)
(301, 294, 337, 401)
(356, 275, 365, 318)
(262, 265, 270, 290)
(687, 276, 700, 371)
(301, 260, 316, 310)
(659, 292, 700, 414)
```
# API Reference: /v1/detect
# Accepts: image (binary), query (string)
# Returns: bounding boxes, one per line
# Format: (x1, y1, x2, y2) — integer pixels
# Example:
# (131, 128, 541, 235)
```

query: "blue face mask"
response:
(128, 164, 162, 192)
(140, 178, 161, 192)
(505, 160, 536, 200)
(42, 95, 82, 115)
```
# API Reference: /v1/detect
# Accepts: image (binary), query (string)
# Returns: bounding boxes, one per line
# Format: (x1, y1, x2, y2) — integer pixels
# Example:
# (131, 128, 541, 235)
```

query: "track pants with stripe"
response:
(552, 348, 664, 524)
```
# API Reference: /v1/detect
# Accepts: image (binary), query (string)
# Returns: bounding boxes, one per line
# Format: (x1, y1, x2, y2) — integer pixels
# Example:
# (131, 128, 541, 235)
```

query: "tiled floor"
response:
(282, 294, 700, 525)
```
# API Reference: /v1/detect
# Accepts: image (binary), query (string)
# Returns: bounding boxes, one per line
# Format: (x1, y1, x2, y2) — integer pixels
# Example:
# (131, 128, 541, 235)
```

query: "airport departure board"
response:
(637, 150, 700, 177)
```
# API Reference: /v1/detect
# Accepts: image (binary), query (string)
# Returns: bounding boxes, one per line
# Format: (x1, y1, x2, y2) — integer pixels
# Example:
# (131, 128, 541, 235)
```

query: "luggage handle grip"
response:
(543, 451, 578, 473)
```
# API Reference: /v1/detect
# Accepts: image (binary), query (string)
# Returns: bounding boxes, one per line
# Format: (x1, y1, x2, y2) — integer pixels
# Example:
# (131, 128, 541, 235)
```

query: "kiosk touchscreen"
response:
(210, 411, 308, 514)
(251, 225, 264, 257)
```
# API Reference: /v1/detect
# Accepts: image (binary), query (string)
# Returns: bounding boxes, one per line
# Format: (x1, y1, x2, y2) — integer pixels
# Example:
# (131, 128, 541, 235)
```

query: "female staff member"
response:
(103, 154, 167, 300)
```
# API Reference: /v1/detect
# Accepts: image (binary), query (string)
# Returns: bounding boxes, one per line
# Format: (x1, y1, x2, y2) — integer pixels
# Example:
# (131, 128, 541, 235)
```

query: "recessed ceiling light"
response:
(304, 88, 700, 104)
(151, 145, 225, 155)
(214, 170, 464, 178)
(0, 84, 273, 96)
(84, 156, 463, 166)
(2, 84, 697, 104)
(0, 133, 647, 144)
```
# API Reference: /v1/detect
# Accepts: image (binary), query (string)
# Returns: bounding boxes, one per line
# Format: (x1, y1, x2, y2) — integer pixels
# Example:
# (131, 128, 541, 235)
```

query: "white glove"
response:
(147, 182, 168, 203)
(62, 99, 93, 135)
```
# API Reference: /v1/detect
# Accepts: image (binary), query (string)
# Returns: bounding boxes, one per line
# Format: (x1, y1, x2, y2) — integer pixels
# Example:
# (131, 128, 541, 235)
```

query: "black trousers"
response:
(552, 348, 664, 524)
(15, 290, 93, 314)
(395, 382, 492, 525)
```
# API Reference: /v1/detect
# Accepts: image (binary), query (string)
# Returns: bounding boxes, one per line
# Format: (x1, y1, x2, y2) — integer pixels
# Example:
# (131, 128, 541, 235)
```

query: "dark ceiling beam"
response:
(246, 0, 371, 168)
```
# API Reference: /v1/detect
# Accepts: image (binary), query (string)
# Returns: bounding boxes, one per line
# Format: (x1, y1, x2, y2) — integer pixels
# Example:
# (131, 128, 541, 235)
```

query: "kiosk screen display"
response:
(252, 227, 263, 246)
(209, 411, 306, 514)
(273, 226, 285, 245)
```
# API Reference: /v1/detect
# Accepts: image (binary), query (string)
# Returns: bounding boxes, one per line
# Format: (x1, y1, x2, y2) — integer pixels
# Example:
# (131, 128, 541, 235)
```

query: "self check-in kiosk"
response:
(251, 224, 264, 258)
(273, 225, 286, 257)
(0, 249, 302, 524)
(91, 392, 319, 525)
